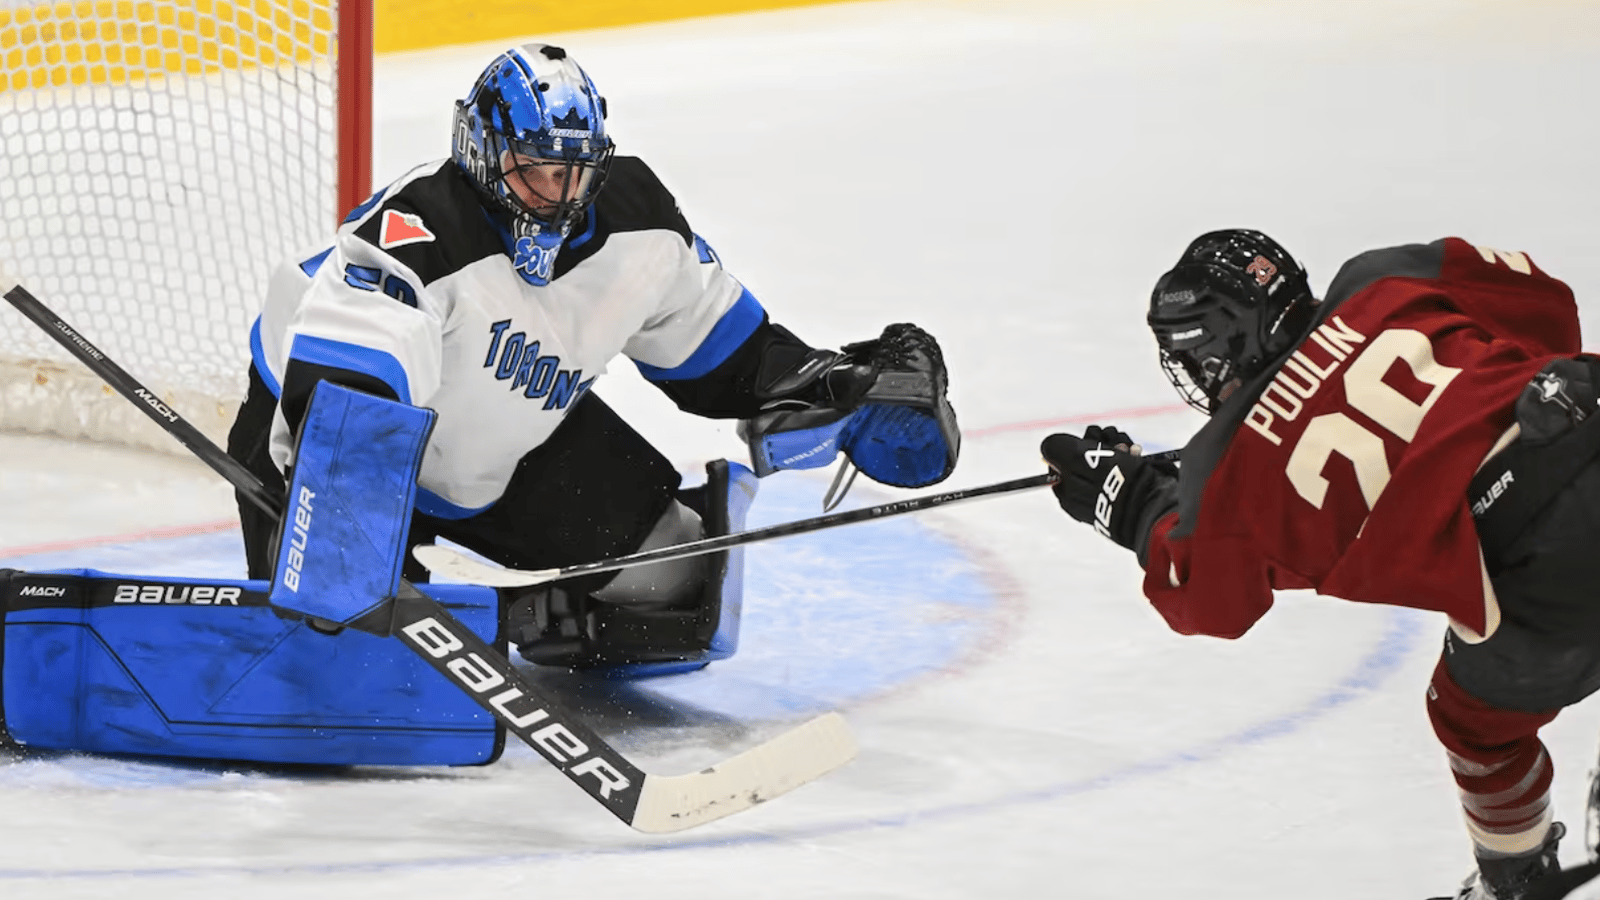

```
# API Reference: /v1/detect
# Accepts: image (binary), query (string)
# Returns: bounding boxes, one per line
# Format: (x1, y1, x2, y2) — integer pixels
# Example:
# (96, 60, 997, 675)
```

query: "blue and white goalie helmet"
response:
(452, 43, 615, 285)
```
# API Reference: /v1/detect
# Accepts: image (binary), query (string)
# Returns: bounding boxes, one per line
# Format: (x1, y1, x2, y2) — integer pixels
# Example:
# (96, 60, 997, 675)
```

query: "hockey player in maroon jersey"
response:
(1040, 230, 1594, 900)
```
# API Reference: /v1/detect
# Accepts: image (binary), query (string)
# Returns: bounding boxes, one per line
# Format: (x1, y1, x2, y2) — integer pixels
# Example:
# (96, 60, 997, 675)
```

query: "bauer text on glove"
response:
(1039, 429, 1177, 554)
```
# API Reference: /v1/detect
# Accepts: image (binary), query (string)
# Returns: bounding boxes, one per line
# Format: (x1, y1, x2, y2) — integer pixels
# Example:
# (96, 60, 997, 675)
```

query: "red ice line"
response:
(962, 402, 1189, 439)
(0, 402, 1191, 558)
(0, 518, 238, 558)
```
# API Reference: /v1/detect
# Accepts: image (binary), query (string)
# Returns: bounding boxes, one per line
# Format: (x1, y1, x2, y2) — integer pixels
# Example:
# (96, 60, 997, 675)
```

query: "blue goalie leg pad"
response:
(0, 569, 502, 766)
(596, 459, 759, 679)
(270, 381, 436, 628)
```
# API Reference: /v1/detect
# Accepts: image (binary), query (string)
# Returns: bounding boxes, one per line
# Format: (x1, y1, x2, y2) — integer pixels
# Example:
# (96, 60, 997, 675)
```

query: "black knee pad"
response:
(1444, 623, 1600, 713)
(506, 459, 753, 675)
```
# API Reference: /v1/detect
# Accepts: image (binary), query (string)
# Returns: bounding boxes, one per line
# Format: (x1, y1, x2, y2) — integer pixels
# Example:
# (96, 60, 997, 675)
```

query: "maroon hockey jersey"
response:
(1142, 238, 1581, 639)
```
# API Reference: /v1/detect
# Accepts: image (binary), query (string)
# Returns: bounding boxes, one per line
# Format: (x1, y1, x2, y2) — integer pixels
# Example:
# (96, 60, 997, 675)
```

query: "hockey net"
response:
(0, 0, 372, 453)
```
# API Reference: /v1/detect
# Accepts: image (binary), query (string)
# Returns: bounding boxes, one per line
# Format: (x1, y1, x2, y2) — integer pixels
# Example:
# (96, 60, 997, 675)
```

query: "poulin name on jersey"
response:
(1245, 316, 1369, 446)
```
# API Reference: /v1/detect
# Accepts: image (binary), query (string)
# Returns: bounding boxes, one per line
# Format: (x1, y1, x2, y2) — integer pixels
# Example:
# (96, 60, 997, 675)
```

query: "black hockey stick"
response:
(414, 447, 1181, 588)
(0, 272, 855, 833)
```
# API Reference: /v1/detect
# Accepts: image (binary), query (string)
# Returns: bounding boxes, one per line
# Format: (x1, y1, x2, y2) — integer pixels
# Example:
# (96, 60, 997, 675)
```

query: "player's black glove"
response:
(1040, 426, 1177, 552)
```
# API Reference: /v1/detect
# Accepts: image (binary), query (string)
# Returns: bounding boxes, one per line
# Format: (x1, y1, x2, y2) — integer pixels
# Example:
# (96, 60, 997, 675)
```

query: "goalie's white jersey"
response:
(250, 156, 762, 516)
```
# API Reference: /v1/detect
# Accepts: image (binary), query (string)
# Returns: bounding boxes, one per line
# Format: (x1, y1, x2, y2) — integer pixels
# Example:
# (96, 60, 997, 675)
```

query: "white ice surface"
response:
(2, 1, 1600, 898)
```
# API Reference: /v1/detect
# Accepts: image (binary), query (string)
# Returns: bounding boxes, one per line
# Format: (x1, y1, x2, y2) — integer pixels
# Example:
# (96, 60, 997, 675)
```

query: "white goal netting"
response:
(0, 0, 364, 453)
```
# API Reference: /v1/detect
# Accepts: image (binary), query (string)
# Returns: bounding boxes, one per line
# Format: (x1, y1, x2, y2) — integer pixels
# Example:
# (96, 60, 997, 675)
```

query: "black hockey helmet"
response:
(1147, 229, 1317, 414)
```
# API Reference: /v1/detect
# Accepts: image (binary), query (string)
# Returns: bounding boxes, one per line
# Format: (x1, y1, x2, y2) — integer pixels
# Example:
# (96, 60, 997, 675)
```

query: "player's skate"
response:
(1431, 822, 1565, 900)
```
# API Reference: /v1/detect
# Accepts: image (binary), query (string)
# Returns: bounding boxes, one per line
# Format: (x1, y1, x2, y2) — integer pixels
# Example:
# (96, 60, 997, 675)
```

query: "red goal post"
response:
(0, 0, 373, 452)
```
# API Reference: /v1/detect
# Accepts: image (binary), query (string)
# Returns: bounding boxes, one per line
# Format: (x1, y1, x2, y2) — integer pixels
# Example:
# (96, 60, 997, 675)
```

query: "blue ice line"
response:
(0, 605, 1430, 881)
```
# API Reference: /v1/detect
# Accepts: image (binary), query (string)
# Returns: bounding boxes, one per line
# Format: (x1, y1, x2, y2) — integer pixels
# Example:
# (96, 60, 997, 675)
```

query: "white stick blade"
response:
(409, 544, 559, 587)
(0, 262, 19, 296)
(628, 712, 857, 834)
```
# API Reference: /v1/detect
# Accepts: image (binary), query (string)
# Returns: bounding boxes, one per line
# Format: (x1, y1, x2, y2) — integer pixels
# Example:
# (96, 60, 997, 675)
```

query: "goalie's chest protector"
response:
(264, 159, 739, 516)
(419, 240, 650, 512)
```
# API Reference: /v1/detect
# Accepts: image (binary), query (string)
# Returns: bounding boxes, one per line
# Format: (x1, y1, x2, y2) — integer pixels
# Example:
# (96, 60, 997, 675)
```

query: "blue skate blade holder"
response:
(268, 381, 435, 633)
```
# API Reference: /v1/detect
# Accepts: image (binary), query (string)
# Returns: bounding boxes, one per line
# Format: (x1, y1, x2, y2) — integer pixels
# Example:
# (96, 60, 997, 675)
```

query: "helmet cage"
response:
(493, 134, 614, 235)
(1157, 344, 1236, 414)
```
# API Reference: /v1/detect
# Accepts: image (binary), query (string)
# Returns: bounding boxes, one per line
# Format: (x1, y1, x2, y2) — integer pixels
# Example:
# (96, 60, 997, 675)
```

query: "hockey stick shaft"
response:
(416, 447, 1180, 588)
(0, 275, 849, 832)
(417, 473, 1056, 587)
(0, 284, 286, 519)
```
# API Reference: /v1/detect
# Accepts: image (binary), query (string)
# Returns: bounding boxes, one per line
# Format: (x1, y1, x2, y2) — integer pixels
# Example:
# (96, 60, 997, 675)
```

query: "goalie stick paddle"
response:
(413, 447, 1182, 588)
(0, 269, 856, 834)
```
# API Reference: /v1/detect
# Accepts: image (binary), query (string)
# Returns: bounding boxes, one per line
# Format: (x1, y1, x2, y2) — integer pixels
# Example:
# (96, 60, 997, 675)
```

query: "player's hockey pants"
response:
(1428, 354, 1600, 856)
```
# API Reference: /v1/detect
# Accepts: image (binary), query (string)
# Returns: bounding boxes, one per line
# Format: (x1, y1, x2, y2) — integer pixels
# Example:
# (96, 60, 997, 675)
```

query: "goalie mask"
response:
(1147, 229, 1317, 414)
(452, 43, 615, 286)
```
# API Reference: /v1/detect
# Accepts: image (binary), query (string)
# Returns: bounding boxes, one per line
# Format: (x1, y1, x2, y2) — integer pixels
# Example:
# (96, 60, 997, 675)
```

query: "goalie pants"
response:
(228, 364, 683, 594)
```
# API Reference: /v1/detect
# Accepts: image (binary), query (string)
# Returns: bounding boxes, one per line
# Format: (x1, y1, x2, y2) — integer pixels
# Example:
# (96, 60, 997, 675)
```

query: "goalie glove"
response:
(739, 323, 960, 488)
(1039, 426, 1177, 552)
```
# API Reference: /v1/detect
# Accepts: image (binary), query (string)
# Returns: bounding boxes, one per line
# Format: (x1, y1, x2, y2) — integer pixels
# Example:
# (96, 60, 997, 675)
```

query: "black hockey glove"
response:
(741, 323, 959, 487)
(746, 323, 949, 412)
(1040, 426, 1177, 552)
(829, 323, 948, 409)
